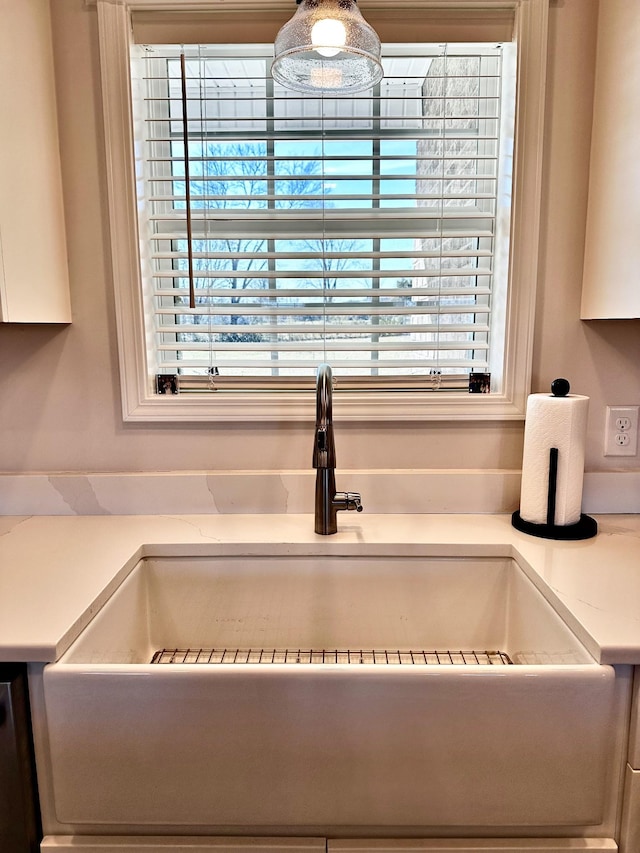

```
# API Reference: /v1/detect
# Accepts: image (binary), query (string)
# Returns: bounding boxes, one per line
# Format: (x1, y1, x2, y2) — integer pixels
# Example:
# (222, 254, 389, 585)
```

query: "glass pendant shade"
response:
(272, 0, 383, 93)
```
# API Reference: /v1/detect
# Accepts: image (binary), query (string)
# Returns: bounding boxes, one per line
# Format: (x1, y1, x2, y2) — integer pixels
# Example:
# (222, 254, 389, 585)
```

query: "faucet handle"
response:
(335, 491, 363, 513)
(347, 492, 363, 512)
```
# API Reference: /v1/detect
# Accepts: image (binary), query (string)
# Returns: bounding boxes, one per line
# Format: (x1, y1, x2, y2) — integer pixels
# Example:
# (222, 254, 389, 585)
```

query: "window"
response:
(96, 0, 549, 422)
(136, 43, 513, 387)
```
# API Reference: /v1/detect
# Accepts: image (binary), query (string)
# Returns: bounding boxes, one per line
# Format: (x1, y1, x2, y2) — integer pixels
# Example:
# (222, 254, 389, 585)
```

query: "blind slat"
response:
(155, 304, 491, 318)
(148, 178, 498, 188)
(152, 268, 493, 281)
(147, 209, 498, 222)
(160, 340, 489, 353)
(160, 323, 490, 336)
(153, 286, 492, 299)
(150, 229, 496, 240)
(148, 195, 498, 206)
(146, 148, 501, 163)
(158, 357, 490, 370)
(150, 249, 494, 261)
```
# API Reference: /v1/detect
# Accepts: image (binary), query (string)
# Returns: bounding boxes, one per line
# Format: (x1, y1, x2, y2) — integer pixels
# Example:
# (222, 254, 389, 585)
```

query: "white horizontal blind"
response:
(134, 43, 514, 385)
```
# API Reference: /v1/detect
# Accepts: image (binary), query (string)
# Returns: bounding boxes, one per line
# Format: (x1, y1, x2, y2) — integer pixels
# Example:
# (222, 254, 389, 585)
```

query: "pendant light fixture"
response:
(272, 0, 383, 94)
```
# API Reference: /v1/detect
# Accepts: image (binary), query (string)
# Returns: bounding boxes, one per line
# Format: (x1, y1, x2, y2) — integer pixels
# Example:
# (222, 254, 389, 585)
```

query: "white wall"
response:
(0, 0, 637, 477)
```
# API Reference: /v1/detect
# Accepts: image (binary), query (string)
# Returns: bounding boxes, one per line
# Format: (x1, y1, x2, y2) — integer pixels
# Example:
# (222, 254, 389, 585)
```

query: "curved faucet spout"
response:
(315, 363, 333, 427)
(313, 363, 336, 469)
(312, 363, 363, 534)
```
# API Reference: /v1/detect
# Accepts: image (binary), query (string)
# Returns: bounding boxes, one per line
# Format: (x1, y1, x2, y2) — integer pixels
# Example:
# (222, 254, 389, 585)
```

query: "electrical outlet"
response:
(604, 406, 639, 456)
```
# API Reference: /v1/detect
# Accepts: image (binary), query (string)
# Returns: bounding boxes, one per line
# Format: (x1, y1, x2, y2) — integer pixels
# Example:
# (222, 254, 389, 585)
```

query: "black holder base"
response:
(511, 511, 598, 541)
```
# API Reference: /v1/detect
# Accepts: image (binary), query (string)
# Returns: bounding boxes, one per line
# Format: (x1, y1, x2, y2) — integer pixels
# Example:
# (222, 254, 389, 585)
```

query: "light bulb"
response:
(311, 18, 347, 58)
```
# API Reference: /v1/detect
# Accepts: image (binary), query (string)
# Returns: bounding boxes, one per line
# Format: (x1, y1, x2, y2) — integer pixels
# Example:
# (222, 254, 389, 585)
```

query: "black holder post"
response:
(546, 447, 558, 526)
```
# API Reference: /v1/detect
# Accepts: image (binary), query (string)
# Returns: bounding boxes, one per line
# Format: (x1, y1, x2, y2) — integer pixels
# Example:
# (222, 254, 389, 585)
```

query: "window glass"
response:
(135, 42, 515, 388)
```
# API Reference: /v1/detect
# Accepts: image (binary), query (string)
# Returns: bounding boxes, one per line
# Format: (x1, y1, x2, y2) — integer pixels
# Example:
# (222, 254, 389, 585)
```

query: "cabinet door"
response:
(0, 665, 41, 853)
(40, 840, 326, 853)
(328, 843, 617, 853)
(581, 0, 640, 319)
(0, 0, 71, 323)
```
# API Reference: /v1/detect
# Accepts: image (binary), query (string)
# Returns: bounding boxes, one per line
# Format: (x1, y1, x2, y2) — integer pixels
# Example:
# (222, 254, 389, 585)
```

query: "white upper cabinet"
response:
(0, 0, 71, 323)
(581, 0, 640, 319)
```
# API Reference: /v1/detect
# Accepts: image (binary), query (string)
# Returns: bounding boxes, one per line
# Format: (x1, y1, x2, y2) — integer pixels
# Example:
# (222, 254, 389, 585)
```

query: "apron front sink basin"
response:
(42, 552, 616, 831)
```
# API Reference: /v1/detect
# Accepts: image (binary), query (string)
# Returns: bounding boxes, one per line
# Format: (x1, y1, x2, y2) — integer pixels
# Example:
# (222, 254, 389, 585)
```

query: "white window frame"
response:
(95, 0, 549, 423)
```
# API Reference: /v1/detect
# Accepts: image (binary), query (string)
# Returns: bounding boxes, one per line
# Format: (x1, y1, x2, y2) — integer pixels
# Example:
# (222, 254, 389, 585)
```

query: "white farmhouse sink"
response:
(42, 554, 616, 831)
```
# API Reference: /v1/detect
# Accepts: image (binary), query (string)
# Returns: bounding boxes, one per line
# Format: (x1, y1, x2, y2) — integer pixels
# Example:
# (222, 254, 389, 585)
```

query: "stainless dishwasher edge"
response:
(0, 664, 42, 853)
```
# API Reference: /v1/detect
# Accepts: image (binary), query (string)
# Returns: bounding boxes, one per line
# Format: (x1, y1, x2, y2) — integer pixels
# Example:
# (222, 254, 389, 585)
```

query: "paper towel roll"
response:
(519, 393, 589, 526)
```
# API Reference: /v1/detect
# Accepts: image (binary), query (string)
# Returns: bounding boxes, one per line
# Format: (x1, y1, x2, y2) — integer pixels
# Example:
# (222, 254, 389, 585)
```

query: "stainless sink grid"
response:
(150, 648, 514, 665)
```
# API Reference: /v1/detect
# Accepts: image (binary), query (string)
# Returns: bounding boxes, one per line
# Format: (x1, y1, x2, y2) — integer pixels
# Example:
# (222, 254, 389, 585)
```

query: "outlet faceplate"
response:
(604, 405, 639, 456)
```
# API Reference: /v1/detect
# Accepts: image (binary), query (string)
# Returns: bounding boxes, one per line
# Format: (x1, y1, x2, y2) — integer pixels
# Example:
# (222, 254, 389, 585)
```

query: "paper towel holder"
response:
(512, 379, 598, 540)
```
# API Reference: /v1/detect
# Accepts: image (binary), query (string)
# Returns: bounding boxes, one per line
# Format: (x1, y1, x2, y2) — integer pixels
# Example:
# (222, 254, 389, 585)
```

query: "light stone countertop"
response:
(0, 513, 638, 664)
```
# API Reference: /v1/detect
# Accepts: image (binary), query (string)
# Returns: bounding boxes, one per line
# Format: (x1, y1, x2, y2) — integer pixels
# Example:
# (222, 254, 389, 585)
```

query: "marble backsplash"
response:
(0, 470, 637, 515)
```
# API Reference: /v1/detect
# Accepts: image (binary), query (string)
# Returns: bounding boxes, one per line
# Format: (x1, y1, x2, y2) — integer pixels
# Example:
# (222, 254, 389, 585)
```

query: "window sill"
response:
(123, 389, 526, 422)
